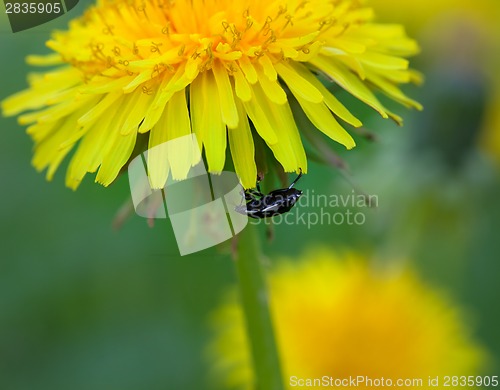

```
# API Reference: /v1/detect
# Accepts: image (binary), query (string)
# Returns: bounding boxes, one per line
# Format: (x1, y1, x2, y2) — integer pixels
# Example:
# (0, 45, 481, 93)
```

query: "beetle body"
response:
(236, 169, 303, 219)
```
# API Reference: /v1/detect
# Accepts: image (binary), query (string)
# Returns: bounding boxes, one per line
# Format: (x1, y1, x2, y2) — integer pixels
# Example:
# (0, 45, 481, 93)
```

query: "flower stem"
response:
(235, 224, 285, 390)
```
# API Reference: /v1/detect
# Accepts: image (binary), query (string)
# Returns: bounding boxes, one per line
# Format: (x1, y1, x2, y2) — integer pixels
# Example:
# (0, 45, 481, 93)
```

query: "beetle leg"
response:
(288, 167, 303, 189)
(246, 189, 262, 198)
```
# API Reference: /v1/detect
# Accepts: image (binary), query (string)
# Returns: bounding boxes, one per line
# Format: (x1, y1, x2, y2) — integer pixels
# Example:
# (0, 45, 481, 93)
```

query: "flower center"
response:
(48, 0, 354, 82)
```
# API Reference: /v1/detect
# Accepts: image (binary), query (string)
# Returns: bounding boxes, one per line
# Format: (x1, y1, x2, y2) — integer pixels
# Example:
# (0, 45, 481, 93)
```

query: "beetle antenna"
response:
(288, 168, 303, 189)
(254, 172, 265, 193)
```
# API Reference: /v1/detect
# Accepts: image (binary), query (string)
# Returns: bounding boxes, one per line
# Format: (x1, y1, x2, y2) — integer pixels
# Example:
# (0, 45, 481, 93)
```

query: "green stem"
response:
(235, 224, 285, 390)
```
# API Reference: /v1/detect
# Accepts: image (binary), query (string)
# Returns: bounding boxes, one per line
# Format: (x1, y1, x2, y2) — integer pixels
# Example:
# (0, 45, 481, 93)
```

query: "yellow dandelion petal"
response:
(359, 51, 410, 70)
(256, 65, 288, 105)
(379, 69, 413, 84)
(323, 48, 367, 80)
(95, 131, 137, 186)
(190, 75, 207, 149)
(60, 96, 122, 151)
(147, 113, 171, 190)
(238, 56, 258, 85)
(32, 112, 79, 179)
(40, 67, 82, 87)
(90, 112, 129, 171)
(331, 37, 367, 54)
(232, 64, 252, 102)
(80, 75, 135, 94)
(25, 54, 63, 66)
(97, 93, 136, 139)
(276, 32, 321, 49)
(310, 56, 390, 119)
(139, 75, 172, 133)
(77, 91, 123, 127)
(2, 69, 80, 116)
(268, 44, 298, 60)
(203, 71, 227, 173)
(45, 87, 80, 106)
(122, 90, 155, 135)
(291, 63, 362, 128)
(355, 24, 406, 40)
(275, 62, 323, 104)
(123, 71, 156, 93)
(242, 90, 278, 145)
(270, 103, 308, 173)
(251, 84, 305, 172)
(352, 24, 420, 56)
(127, 49, 180, 72)
(66, 96, 135, 189)
(294, 41, 323, 62)
(213, 61, 239, 129)
(228, 99, 257, 189)
(365, 69, 424, 110)
(65, 113, 117, 189)
(345, 6, 375, 23)
(26, 122, 54, 143)
(143, 62, 199, 134)
(166, 89, 193, 180)
(17, 94, 91, 126)
(295, 95, 356, 150)
(409, 69, 425, 85)
(258, 55, 278, 81)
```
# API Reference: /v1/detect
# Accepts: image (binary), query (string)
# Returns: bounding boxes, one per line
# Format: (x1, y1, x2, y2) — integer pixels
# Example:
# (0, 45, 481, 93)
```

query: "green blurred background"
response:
(1, 1, 499, 389)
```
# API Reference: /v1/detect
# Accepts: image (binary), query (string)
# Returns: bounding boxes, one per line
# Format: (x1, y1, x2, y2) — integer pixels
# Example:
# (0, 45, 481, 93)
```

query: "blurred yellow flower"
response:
(373, 0, 499, 33)
(2, 0, 421, 190)
(374, 0, 500, 164)
(208, 249, 486, 389)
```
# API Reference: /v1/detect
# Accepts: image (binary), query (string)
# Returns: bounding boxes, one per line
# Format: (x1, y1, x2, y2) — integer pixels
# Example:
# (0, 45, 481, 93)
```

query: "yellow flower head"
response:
(2, 0, 421, 190)
(208, 249, 486, 389)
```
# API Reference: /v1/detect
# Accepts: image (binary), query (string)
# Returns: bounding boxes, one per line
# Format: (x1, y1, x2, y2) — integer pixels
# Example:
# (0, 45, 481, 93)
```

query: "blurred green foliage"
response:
(1, 2, 499, 389)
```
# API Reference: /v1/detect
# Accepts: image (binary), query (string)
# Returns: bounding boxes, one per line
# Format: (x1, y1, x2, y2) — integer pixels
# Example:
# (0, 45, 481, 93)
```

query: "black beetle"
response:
(236, 169, 303, 219)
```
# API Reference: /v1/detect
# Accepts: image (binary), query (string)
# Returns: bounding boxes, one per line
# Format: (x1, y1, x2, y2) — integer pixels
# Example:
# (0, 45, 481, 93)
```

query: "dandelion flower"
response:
(208, 249, 486, 389)
(2, 0, 422, 190)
